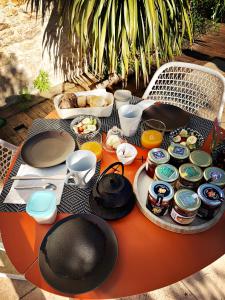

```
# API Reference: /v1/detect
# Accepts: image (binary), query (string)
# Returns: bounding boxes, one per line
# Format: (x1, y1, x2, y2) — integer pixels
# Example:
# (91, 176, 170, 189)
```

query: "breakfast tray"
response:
(0, 119, 100, 213)
(133, 164, 225, 234)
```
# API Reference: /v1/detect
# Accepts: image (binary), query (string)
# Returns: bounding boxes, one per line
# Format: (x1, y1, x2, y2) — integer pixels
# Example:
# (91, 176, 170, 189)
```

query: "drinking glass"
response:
(141, 119, 166, 149)
(76, 133, 103, 162)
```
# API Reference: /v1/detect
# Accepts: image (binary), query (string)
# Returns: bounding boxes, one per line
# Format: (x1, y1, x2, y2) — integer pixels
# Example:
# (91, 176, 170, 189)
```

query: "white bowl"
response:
(116, 143, 137, 165)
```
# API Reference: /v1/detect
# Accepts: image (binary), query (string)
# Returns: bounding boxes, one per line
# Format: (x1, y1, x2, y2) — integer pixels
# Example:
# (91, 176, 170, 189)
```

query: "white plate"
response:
(133, 164, 225, 234)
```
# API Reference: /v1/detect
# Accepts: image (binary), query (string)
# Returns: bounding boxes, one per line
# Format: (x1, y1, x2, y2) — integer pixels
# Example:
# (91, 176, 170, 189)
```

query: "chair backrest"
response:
(142, 62, 225, 122)
(0, 140, 17, 191)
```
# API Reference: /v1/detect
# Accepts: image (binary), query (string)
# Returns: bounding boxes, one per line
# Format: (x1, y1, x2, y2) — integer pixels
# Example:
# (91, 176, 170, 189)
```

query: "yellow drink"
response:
(141, 130, 163, 149)
(80, 141, 103, 161)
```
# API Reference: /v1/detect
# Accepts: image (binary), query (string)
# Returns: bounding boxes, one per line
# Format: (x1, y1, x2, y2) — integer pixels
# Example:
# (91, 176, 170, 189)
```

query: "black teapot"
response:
(89, 162, 136, 220)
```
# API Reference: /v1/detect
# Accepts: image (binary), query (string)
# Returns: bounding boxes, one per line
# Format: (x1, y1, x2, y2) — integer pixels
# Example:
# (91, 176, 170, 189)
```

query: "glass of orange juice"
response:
(77, 133, 103, 161)
(141, 119, 166, 149)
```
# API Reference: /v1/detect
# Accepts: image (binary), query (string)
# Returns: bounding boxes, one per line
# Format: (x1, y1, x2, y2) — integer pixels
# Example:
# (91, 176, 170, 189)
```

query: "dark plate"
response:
(39, 214, 118, 294)
(169, 127, 204, 150)
(21, 131, 75, 168)
(142, 103, 190, 132)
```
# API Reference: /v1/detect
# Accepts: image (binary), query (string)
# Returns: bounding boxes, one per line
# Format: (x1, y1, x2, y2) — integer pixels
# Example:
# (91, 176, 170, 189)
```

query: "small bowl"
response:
(169, 127, 204, 150)
(70, 115, 101, 137)
(116, 143, 137, 165)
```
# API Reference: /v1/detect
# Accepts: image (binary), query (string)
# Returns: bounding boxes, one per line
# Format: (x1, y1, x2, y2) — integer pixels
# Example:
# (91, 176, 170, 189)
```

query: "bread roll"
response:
(77, 96, 87, 107)
(89, 95, 107, 107)
(59, 93, 77, 109)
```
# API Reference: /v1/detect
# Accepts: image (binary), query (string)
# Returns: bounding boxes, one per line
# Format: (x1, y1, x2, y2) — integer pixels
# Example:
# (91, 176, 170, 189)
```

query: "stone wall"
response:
(0, 1, 77, 107)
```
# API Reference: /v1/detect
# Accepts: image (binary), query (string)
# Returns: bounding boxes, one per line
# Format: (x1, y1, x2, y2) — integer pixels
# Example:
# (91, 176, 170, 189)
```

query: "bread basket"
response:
(54, 89, 114, 119)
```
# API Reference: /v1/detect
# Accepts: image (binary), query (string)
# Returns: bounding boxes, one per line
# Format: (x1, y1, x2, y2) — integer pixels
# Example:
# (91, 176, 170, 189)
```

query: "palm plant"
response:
(29, 0, 192, 85)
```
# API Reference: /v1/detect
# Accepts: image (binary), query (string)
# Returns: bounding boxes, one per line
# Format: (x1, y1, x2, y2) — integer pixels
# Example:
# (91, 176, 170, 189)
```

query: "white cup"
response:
(114, 90, 132, 110)
(65, 150, 97, 188)
(118, 104, 142, 137)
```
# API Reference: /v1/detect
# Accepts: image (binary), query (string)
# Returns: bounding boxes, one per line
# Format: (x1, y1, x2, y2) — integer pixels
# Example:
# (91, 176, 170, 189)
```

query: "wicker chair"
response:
(0, 140, 25, 280)
(142, 62, 225, 123)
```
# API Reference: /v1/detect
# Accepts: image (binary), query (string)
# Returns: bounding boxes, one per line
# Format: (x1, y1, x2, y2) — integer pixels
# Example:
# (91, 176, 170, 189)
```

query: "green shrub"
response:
(33, 70, 50, 93)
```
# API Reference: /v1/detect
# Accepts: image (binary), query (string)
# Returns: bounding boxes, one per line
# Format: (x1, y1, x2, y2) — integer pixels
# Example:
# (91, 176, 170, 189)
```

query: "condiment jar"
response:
(203, 167, 225, 189)
(189, 150, 212, 169)
(146, 148, 170, 178)
(154, 164, 179, 187)
(197, 183, 224, 220)
(176, 163, 203, 191)
(168, 143, 190, 168)
(114, 90, 132, 110)
(171, 189, 201, 225)
(147, 181, 174, 216)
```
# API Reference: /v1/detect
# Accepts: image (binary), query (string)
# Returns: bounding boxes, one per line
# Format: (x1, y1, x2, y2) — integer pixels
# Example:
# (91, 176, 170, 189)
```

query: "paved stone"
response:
(0, 277, 35, 299)
(22, 288, 69, 300)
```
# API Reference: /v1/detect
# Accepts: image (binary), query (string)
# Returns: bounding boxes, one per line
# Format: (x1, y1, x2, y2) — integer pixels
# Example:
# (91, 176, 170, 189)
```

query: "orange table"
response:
(0, 123, 225, 299)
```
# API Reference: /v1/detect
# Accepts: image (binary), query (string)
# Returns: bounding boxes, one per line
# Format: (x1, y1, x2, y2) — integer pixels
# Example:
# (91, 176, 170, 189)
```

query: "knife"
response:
(11, 176, 66, 180)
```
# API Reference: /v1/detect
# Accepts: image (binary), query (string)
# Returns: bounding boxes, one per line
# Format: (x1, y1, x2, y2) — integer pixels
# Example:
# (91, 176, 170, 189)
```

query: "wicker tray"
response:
(133, 164, 225, 234)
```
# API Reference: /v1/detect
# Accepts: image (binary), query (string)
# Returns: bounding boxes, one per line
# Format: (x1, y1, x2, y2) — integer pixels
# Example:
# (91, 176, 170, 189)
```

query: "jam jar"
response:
(176, 163, 203, 191)
(171, 189, 201, 225)
(189, 150, 212, 169)
(203, 167, 225, 189)
(168, 143, 190, 167)
(154, 164, 179, 187)
(197, 183, 224, 220)
(146, 148, 170, 178)
(147, 181, 174, 216)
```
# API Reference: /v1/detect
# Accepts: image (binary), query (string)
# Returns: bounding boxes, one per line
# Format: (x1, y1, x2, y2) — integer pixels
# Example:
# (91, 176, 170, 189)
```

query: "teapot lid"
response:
(98, 173, 126, 196)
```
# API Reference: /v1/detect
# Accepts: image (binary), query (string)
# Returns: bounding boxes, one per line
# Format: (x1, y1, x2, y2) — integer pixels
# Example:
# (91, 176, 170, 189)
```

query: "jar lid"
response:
(179, 163, 203, 182)
(189, 150, 212, 167)
(114, 90, 132, 102)
(174, 189, 201, 211)
(198, 183, 224, 207)
(149, 181, 174, 201)
(155, 164, 179, 182)
(204, 167, 225, 187)
(168, 143, 190, 159)
(26, 191, 56, 217)
(148, 148, 170, 164)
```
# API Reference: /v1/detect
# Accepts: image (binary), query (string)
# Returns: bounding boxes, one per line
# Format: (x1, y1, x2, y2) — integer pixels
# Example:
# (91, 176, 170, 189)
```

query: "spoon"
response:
(14, 183, 57, 191)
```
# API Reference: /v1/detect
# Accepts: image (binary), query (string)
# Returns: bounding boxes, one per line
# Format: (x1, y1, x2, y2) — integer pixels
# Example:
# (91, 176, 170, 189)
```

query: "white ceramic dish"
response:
(133, 164, 225, 234)
(54, 89, 114, 119)
(116, 143, 137, 165)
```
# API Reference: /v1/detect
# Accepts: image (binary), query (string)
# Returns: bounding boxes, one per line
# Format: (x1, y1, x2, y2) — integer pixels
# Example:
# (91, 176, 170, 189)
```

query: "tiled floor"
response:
(0, 254, 224, 299)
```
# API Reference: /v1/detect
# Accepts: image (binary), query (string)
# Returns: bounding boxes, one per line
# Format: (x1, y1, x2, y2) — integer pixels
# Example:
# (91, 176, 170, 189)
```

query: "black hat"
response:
(39, 214, 118, 294)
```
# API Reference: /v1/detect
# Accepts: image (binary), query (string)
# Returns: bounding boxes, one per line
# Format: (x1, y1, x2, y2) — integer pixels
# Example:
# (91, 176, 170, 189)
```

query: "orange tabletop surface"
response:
(0, 122, 225, 299)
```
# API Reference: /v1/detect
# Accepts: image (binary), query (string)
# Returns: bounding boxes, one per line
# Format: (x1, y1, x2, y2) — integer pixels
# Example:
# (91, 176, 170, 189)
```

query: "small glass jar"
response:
(197, 183, 224, 220)
(168, 143, 190, 168)
(189, 150, 212, 169)
(146, 148, 170, 178)
(114, 90, 132, 110)
(171, 189, 201, 225)
(104, 126, 126, 152)
(154, 164, 179, 187)
(176, 163, 203, 191)
(203, 167, 225, 189)
(147, 181, 174, 216)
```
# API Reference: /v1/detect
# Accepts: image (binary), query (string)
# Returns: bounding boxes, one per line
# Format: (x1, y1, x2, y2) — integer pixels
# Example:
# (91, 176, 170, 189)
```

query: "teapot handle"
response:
(96, 162, 124, 195)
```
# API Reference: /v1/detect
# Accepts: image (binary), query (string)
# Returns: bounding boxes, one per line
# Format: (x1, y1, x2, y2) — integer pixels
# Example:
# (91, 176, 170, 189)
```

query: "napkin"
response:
(4, 164, 67, 205)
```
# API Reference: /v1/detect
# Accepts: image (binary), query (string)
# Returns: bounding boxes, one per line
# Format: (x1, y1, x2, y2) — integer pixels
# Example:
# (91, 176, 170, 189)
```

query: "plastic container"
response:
(114, 90, 132, 110)
(26, 191, 57, 224)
